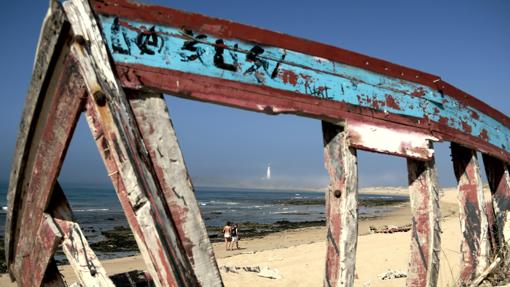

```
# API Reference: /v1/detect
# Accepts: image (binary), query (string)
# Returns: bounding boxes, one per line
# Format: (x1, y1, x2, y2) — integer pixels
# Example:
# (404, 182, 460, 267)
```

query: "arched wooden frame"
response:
(5, 0, 510, 286)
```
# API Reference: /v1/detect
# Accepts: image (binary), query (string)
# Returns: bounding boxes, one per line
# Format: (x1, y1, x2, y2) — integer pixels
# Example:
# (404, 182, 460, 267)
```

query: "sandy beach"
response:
(0, 187, 465, 286)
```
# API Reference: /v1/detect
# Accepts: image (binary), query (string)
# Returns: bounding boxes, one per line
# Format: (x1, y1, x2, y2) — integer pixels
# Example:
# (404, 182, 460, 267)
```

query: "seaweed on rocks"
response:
(89, 226, 138, 252)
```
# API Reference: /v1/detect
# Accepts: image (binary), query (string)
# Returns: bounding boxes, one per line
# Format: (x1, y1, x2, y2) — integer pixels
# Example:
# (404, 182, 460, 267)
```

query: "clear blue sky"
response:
(0, 0, 509, 189)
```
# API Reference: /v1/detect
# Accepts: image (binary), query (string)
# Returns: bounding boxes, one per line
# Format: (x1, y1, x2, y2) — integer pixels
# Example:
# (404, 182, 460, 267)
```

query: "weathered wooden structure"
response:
(5, 0, 510, 286)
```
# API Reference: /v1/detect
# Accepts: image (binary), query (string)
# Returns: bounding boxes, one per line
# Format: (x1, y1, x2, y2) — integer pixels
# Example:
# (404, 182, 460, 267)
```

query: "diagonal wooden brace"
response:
(128, 91, 222, 285)
(406, 151, 441, 287)
(8, 52, 86, 286)
(49, 182, 115, 286)
(322, 121, 358, 287)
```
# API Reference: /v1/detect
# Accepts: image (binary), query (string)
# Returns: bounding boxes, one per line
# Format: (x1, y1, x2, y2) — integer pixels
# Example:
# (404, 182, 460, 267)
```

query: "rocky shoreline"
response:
(0, 196, 408, 270)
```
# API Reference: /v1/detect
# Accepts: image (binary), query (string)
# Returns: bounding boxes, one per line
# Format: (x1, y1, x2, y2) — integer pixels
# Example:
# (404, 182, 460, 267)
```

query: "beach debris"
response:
(219, 265, 260, 273)
(377, 269, 407, 280)
(363, 280, 371, 287)
(369, 224, 412, 234)
(219, 265, 282, 279)
(257, 267, 282, 279)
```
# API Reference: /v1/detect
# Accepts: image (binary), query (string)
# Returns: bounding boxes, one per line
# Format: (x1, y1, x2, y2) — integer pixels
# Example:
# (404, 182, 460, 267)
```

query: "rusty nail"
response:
(93, 91, 107, 106)
(334, 190, 341, 198)
(73, 35, 86, 46)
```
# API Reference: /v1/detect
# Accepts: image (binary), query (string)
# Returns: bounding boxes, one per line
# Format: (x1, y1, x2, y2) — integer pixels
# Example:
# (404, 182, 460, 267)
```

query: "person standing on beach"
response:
(231, 223, 240, 250)
(222, 221, 232, 251)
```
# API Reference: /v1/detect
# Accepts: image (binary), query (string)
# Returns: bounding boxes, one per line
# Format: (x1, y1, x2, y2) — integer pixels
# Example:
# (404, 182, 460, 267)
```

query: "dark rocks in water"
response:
(0, 236, 6, 273)
(90, 226, 138, 252)
(276, 197, 408, 207)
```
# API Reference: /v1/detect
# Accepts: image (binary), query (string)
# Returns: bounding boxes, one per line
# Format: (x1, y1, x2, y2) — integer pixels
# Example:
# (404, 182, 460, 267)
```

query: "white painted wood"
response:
(347, 119, 437, 160)
(130, 92, 222, 286)
(54, 219, 115, 287)
(64, 0, 207, 285)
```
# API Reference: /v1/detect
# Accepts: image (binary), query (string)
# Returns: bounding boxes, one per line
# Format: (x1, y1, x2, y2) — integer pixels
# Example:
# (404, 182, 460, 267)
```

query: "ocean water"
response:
(0, 183, 408, 238)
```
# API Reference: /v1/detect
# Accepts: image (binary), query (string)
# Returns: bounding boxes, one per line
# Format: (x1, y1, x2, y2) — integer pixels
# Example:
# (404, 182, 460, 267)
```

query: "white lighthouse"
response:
(266, 164, 271, 180)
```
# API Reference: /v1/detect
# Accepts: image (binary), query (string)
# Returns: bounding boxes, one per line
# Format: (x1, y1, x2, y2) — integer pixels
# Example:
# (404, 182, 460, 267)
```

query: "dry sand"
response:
(0, 187, 466, 286)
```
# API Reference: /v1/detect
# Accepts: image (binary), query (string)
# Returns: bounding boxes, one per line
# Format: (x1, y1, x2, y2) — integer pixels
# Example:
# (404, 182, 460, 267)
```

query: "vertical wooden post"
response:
(451, 143, 489, 283)
(128, 91, 222, 285)
(406, 147, 441, 287)
(483, 154, 510, 251)
(322, 121, 358, 287)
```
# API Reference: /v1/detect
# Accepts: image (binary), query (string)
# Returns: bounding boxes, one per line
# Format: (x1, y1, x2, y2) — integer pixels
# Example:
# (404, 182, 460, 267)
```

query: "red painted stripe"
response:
(116, 63, 510, 163)
(91, 0, 510, 129)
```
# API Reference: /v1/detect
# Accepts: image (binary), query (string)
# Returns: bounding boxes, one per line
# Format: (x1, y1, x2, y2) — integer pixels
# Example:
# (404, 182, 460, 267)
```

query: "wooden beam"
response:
(63, 0, 205, 285)
(92, 0, 510, 163)
(54, 219, 115, 286)
(346, 119, 437, 160)
(16, 214, 63, 287)
(483, 154, 510, 250)
(9, 53, 86, 286)
(406, 153, 441, 287)
(5, 2, 68, 273)
(451, 143, 490, 283)
(128, 91, 222, 285)
(49, 182, 115, 286)
(322, 121, 358, 287)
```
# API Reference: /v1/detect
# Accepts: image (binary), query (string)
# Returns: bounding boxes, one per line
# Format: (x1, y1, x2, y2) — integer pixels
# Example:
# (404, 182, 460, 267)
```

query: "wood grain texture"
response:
(346, 119, 437, 160)
(406, 155, 441, 287)
(451, 143, 489, 283)
(63, 0, 205, 285)
(322, 121, 358, 287)
(49, 182, 115, 287)
(483, 154, 510, 250)
(129, 91, 223, 286)
(91, 0, 510, 163)
(8, 53, 85, 286)
(5, 2, 68, 270)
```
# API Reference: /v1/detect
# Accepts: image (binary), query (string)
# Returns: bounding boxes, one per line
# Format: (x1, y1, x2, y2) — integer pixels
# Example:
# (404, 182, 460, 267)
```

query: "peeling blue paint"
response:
(98, 15, 510, 154)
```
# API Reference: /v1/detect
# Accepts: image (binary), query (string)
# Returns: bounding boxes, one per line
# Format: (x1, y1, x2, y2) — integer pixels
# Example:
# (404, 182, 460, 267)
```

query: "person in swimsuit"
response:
(223, 221, 232, 251)
(231, 223, 240, 250)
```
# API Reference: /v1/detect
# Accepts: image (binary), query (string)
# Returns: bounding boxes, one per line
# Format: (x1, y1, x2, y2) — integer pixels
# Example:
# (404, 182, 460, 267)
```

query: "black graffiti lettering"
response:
(136, 26, 164, 55)
(111, 17, 131, 55)
(271, 51, 287, 79)
(305, 83, 332, 100)
(180, 29, 207, 64)
(243, 45, 272, 82)
(213, 39, 238, 72)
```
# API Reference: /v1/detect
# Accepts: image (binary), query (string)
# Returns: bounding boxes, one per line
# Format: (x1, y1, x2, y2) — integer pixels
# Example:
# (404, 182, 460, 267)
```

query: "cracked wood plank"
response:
(5, 2, 68, 272)
(8, 53, 86, 286)
(49, 182, 115, 286)
(406, 154, 441, 287)
(322, 121, 358, 287)
(17, 213, 63, 287)
(92, 0, 510, 163)
(129, 91, 222, 286)
(346, 119, 437, 160)
(63, 0, 203, 285)
(483, 154, 510, 250)
(451, 143, 490, 283)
